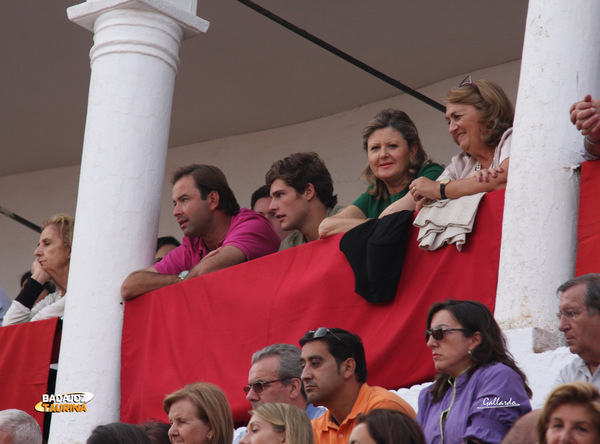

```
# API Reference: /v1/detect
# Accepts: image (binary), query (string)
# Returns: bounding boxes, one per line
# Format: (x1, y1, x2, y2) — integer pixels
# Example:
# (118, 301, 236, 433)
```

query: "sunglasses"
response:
(459, 74, 481, 95)
(304, 327, 354, 356)
(307, 327, 344, 342)
(243, 378, 289, 394)
(425, 326, 467, 342)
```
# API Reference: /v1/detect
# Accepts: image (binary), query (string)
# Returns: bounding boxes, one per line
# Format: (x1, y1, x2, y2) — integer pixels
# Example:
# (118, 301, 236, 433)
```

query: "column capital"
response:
(67, 0, 209, 40)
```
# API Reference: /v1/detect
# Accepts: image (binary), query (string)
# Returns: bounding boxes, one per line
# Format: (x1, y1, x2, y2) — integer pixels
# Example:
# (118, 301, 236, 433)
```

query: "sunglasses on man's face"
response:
(425, 326, 467, 342)
(242, 378, 289, 394)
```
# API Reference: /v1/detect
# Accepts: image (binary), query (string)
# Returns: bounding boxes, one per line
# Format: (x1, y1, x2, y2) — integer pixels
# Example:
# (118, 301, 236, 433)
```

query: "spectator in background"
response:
(501, 274, 600, 444)
(155, 236, 180, 263)
(555, 273, 600, 388)
(250, 185, 291, 241)
(0, 285, 10, 326)
(0, 409, 42, 444)
(319, 109, 442, 238)
(241, 403, 314, 444)
(121, 165, 280, 301)
(536, 382, 600, 444)
(350, 409, 426, 444)
(408, 76, 514, 208)
(234, 343, 325, 444)
(265, 152, 344, 250)
(570, 94, 600, 160)
(299, 327, 415, 444)
(163, 382, 233, 444)
(138, 420, 170, 444)
(19, 270, 56, 307)
(87, 422, 152, 444)
(4, 213, 74, 325)
(417, 300, 531, 444)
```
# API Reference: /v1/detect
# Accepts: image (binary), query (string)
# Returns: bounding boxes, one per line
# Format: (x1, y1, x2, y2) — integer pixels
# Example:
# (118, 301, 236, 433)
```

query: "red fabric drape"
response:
(121, 189, 505, 424)
(0, 317, 60, 431)
(576, 160, 600, 276)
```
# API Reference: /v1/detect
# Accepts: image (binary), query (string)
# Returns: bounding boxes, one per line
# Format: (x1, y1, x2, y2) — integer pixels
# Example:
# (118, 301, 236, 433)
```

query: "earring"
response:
(468, 349, 472, 355)
(207, 434, 213, 441)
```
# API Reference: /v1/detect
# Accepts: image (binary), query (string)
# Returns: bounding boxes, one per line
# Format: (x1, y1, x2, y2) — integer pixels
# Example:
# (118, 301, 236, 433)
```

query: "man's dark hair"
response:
(557, 273, 600, 314)
(172, 164, 240, 216)
(299, 327, 367, 383)
(250, 185, 271, 210)
(265, 152, 337, 208)
(156, 236, 180, 252)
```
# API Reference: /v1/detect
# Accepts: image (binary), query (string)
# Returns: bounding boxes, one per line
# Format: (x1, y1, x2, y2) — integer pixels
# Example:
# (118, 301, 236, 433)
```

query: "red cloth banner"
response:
(121, 190, 504, 424)
(0, 317, 60, 431)
(576, 160, 600, 276)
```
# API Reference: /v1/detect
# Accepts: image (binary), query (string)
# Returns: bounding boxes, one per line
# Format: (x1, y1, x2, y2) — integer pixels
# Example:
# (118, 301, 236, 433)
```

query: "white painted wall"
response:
(0, 61, 520, 299)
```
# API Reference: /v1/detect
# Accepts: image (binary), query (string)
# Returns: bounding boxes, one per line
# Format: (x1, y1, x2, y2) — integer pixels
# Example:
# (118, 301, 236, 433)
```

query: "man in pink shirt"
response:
(121, 164, 280, 300)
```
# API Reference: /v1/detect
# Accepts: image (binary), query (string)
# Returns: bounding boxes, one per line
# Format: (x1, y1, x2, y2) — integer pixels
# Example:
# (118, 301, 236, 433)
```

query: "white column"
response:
(496, 1, 600, 337)
(49, 2, 208, 442)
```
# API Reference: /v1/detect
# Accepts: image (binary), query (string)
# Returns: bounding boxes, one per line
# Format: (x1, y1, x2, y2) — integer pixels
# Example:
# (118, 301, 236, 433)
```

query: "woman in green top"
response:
(319, 109, 443, 238)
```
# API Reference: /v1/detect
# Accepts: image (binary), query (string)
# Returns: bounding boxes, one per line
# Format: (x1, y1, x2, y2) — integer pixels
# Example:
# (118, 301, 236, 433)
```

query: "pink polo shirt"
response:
(153, 208, 280, 275)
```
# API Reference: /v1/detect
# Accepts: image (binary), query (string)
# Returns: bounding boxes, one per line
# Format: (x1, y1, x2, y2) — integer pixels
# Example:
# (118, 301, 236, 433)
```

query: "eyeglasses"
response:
(459, 75, 481, 95)
(243, 378, 289, 394)
(556, 308, 588, 320)
(425, 326, 467, 342)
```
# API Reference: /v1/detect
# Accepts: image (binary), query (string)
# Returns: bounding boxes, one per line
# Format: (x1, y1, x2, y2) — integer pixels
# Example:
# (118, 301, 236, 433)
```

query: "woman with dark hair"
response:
(537, 382, 600, 444)
(319, 109, 442, 237)
(138, 420, 170, 444)
(87, 422, 151, 444)
(4, 213, 74, 324)
(350, 409, 425, 444)
(417, 300, 531, 444)
(409, 77, 514, 207)
(164, 382, 233, 444)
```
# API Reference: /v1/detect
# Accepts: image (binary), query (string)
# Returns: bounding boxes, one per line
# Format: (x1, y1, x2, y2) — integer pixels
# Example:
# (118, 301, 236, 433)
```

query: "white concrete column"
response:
(496, 1, 600, 337)
(49, 2, 208, 442)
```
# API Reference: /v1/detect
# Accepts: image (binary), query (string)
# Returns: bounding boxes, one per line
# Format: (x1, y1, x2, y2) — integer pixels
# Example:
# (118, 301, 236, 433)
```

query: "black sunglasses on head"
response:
(304, 327, 354, 355)
(307, 327, 344, 342)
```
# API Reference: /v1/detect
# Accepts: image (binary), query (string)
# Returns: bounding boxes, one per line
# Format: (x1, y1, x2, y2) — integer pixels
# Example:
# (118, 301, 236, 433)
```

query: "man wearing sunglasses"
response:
(233, 343, 326, 444)
(299, 327, 415, 444)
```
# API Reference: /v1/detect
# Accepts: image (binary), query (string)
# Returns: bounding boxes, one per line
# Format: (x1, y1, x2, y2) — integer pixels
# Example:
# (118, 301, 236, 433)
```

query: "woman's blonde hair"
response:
(163, 382, 233, 444)
(251, 403, 314, 444)
(537, 382, 600, 444)
(444, 78, 514, 149)
(43, 213, 74, 250)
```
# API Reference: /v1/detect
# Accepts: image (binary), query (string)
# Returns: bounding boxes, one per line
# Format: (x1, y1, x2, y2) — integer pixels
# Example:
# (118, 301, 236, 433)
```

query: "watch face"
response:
(441, 179, 451, 185)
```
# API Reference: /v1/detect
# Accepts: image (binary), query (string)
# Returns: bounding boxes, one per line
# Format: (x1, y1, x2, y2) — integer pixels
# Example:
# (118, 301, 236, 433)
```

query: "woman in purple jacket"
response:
(417, 300, 531, 444)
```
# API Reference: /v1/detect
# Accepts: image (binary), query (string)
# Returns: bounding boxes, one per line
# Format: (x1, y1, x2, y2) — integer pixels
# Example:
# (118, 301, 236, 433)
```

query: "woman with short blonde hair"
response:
(4, 213, 74, 324)
(241, 403, 314, 444)
(164, 382, 233, 444)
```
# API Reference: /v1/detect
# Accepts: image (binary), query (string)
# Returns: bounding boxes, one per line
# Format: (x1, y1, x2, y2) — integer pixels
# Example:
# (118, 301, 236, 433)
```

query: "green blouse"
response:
(352, 162, 444, 218)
